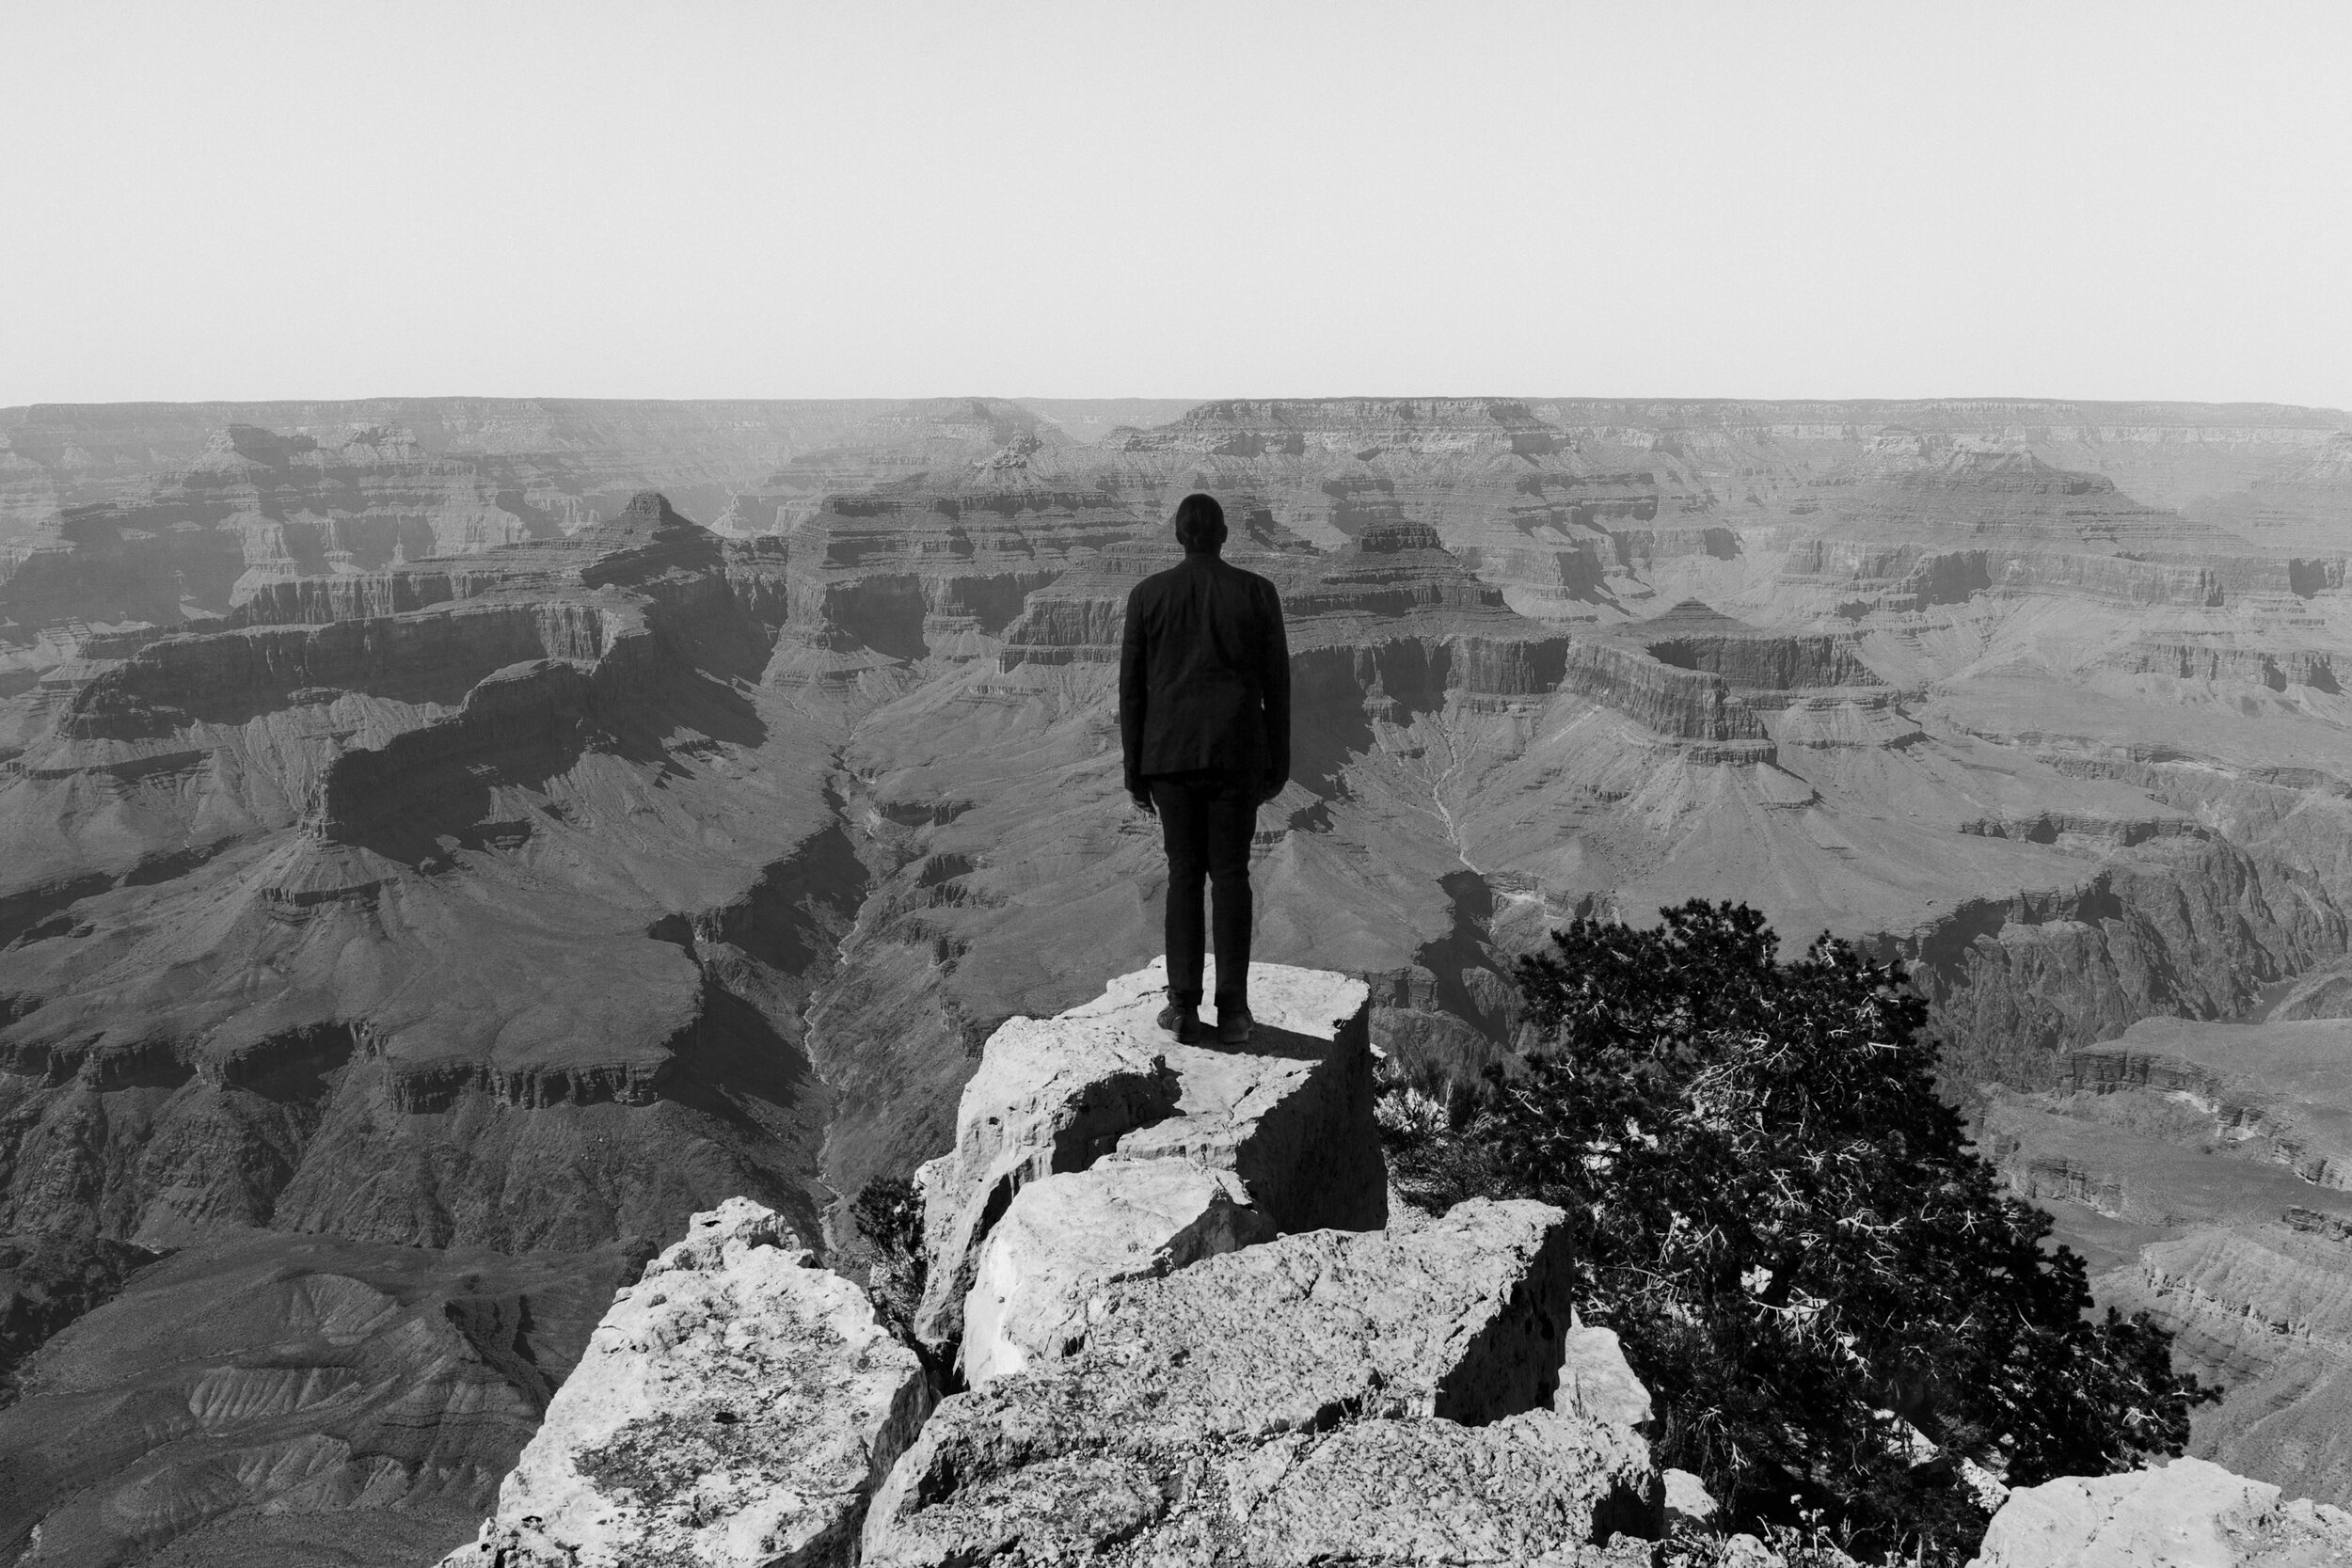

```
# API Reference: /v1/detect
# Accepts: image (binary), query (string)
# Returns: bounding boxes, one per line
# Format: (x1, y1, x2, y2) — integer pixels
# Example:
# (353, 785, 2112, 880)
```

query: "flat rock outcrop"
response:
(1971, 1455, 2352, 1567)
(914, 958, 1380, 1354)
(440, 1197, 930, 1568)
(866, 1198, 1657, 1566)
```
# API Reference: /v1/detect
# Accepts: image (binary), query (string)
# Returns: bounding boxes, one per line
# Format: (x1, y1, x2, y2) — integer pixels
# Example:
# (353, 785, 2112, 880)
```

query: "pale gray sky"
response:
(6, 0, 2348, 408)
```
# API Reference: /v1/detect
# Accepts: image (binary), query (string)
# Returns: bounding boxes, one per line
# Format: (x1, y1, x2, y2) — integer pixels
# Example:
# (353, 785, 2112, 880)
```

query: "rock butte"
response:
(0, 393, 2349, 1560)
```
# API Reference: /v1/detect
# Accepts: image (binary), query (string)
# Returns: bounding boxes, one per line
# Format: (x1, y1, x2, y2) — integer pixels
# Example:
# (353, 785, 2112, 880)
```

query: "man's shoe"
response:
(1215, 1002, 1253, 1046)
(1156, 1002, 1201, 1043)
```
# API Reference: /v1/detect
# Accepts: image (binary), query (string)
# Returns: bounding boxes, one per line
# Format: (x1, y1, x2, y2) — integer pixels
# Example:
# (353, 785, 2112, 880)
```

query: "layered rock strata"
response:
(722, 398, 1075, 538)
(0, 492, 858, 1563)
(1983, 1014, 2352, 1505)
(0, 1230, 638, 1565)
(8, 392, 2352, 1558)
(0, 398, 911, 542)
(0, 424, 544, 633)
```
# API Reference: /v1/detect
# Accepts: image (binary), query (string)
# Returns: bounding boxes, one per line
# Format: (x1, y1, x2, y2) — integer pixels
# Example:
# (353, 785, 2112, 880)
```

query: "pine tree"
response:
(1383, 900, 2216, 1562)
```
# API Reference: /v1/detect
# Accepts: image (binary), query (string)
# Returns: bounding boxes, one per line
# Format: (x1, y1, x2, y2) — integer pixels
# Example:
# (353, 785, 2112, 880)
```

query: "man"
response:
(1119, 492, 1291, 1046)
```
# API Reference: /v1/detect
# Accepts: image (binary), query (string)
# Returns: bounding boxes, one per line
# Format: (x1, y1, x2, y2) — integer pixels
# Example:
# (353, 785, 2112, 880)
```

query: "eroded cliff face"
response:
(1971, 1456, 2352, 1568)
(0, 424, 558, 634)
(0, 397, 915, 542)
(1982, 1007, 2352, 1509)
(0, 495, 860, 1563)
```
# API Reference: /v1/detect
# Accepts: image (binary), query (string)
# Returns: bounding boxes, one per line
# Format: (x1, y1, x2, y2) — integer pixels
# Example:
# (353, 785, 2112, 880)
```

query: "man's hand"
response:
(1131, 789, 1155, 816)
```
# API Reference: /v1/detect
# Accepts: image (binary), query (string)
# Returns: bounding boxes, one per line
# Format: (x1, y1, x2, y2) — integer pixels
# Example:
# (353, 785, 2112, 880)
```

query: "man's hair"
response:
(1173, 492, 1227, 553)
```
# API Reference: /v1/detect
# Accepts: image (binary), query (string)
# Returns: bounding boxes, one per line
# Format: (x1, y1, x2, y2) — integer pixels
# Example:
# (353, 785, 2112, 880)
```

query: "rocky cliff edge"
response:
(438, 958, 2352, 1568)
(441, 959, 1661, 1566)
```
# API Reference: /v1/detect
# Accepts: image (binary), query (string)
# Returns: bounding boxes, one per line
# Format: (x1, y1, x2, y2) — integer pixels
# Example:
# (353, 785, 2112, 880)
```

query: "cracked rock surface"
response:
(914, 958, 1378, 1356)
(1970, 1456, 2352, 1568)
(867, 1198, 1659, 1565)
(438, 1197, 930, 1568)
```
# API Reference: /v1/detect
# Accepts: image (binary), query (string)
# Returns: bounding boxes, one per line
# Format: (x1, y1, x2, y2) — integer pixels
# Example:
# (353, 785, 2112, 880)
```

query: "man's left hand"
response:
(1131, 789, 1155, 816)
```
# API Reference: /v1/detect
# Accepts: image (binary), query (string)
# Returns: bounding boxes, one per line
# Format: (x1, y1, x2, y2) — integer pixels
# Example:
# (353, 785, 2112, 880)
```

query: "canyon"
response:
(0, 393, 2348, 1563)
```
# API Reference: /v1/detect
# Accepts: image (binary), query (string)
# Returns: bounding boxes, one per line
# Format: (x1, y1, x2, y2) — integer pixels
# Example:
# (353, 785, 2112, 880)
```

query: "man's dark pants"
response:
(1149, 770, 1256, 1008)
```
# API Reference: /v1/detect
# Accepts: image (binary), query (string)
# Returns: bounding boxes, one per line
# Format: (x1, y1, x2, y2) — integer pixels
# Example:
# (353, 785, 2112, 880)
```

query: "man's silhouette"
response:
(1120, 493, 1291, 1045)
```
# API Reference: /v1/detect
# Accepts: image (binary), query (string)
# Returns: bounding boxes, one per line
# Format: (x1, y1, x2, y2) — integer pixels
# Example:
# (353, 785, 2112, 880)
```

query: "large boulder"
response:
(1970, 1455, 2352, 1568)
(1111, 957, 1388, 1236)
(1662, 1467, 1720, 1531)
(914, 958, 1378, 1352)
(910, 1008, 1178, 1349)
(1557, 1322, 1655, 1434)
(866, 1198, 1660, 1565)
(961, 1158, 1272, 1386)
(439, 1198, 930, 1568)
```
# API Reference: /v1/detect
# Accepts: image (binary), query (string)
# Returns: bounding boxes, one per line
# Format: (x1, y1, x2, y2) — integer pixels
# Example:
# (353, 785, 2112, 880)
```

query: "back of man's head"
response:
(1173, 492, 1227, 554)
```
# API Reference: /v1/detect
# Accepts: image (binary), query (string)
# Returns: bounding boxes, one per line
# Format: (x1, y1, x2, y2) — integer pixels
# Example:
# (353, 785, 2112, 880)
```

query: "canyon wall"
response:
(0, 394, 2349, 1562)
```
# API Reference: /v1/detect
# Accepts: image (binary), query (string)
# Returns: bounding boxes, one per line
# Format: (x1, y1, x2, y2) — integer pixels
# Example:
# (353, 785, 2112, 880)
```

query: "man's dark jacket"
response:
(1119, 552, 1291, 796)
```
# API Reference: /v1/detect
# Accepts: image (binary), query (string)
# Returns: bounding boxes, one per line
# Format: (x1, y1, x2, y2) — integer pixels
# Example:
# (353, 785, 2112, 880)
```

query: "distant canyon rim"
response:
(2, 392, 2350, 1566)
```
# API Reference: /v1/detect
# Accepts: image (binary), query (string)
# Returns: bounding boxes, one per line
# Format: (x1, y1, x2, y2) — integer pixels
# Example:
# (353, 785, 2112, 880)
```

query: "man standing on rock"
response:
(1120, 492, 1292, 1046)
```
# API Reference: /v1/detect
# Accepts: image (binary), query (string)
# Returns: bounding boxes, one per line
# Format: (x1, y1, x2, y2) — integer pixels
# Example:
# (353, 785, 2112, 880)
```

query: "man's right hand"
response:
(1130, 789, 1155, 816)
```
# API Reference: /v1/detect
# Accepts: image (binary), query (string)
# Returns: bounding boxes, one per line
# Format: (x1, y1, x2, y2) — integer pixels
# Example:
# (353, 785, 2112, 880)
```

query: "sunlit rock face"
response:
(437, 967, 1655, 1568)
(915, 958, 1377, 1370)
(867, 1196, 1658, 1566)
(1971, 1455, 2352, 1568)
(2, 393, 2351, 1559)
(438, 1197, 930, 1568)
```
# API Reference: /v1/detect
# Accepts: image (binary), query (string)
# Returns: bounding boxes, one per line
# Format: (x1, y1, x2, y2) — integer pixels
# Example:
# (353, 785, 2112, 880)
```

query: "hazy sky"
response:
(6, 1, 2349, 408)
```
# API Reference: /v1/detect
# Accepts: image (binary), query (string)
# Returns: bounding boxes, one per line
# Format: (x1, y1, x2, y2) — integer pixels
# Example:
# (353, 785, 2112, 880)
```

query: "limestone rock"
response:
(1107, 957, 1388, 1238)
(1970, 1456, 2352, 1568)
(1214, 1410, 1651, 1565)
(866, 1198, 1656, 1564)
(914, 958, 1378, 1352)
(1558, 1323, 1656, 1434)
(911, 1009, 1179, 1349)
(1718, 1537, 1791, 1568)
(441, 1197, 930, 1568)
(1078, 1409, 1653, 1567)
(1663, 1467, 1719, 1529)
(960, 1159, 1271, 1386)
